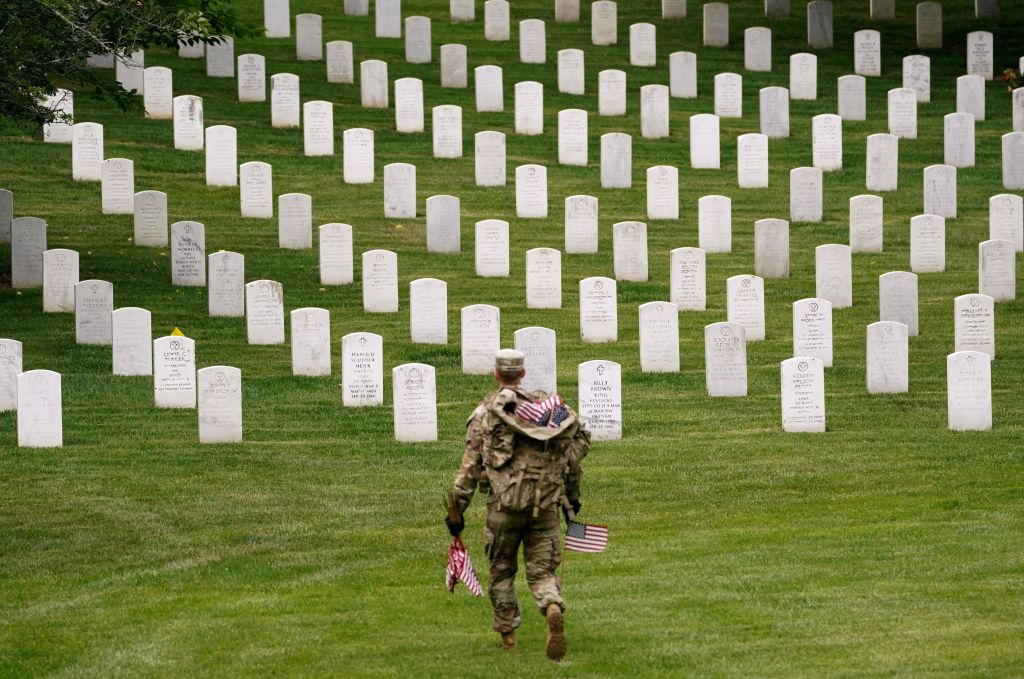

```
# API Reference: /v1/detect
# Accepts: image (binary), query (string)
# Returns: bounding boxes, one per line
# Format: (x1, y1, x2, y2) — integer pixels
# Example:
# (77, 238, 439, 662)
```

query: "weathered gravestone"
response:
(410, 278, 448, 344)
(954, 294, 995, 358)
(100, 158, 134, 215)
(780, 357, 825, 432)
(613, 221, 648, 282)
(245, 280, 285, 344)
(143, 69, 171, 119)
(956, 75, 985, 121)
(947, 352, 991, 431)
(916, 2, 942, 49)
(441, 44, 468, 88)
(944, 113, 975, 168)
(641, 85, 670, 138)
(815, 244, 852, 309)
(760, 86, 789, 138)
(870, 0, 894, 19)
(850, 195, 884, 252)
(727, 275, 766, 341)
(565, 195, 598, 253)
(923, 165, 956, 218)
(601, 133, 632, 188)
(170, 221, 206, 287)
(837, 75, 866, 121)
(326, 42, 353, 84)
(198, 366, 243, 443)
(790, 167, 823, 222)
(556, 0, 580, 22)
(74, 279, 113, 345)
(1005, 133, 1024, 190)
(704, 322, 747, 397)
(270, 73, 300, 127)
(290, 307, 331, 376)
(888, 88, 917, 139)
(461, 305, 501, 374)
(806, 0, 833, 49)
(112, 307, 152, 376)
(639, 302, 680, 373)
(11, 217, 47, 289)
(866, 134, 898, 192)
(754, 218, 789, 278)
(578, 360, 622, 440)
(0, 339, 23, 412)
(0, 189, 11, 244)
(703, 3, 729, 47)
(42, 249, 78, 313)
(475, 219, 509, 277)
(319, 224, 353, 285)
(405, 17, 431, 64)
(630, 23, 656, 67)
(745, 27, 771, 72)
(854, 30, 880, 77)
(514, 327, 558, 394)
(362, 250, 399, 312)
(579, 277, 618, 343)
(966, 31, 992, 80)
(208, 250, 245, 317)
(342, 333, 384, 407)
(360, 61, 389, 108)
(240, 161, 273, 218)
(867, 321, 909, 393)
(345, 0, 368, 15)
(879, 271, 920, 337)
(451, 0, 474, 21)
(484, 0, 510, 41)
(393, 364, 438, 442)
(383, 163, 416, 218)
(278, 192, 312, 249)
(173, 96, 203, 150)
(153, 335, 196, 408)
(903, 55, 930, 103)
(134, 190, 167, 247)
(17, 370, 62, 447)
(793, 298, 833, 367)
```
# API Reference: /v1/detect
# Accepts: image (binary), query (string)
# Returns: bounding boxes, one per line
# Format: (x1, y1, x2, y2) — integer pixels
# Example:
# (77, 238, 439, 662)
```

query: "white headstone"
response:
(689, 114, 721, 169)
(360, 60, 389, 108)
(713, 73, 742, 118)
(0, 189, 10, 244)
(451, 0, 475, 21)
(198, 366, 243, 443)
(170, 221, 206, 286)
(954, 294, 995, 358)
(670, 52, 697, 99)
(43, 248, 78, 313)
(342, 332, 384, 406)
(887, 88, 918, 140)
(405, 16, 431, 63)
(979, 239, 1016, 302)
(475, 219, 509, 277)
(671, 247, 706, 310)
(556, 0, 580, 21)
(947, 352, 991, 431)
(916, 2, 942, 49)
(74, 279, 113, 346)
(727, 275, 765, 341)
(704, 322, 747, 397)
(514, 326, 558, 393)
(475, 65, 504, 111)
(133, 190, 167, 247)
(641, 85, 670, 138)
(11, 217, 46, 289)
(923, 165, 956, 218)
(854, 29, 880, 76)
(558, 49, 585, 95)
(178, 37, 204, 59)
(837, 74, 866, 121)
(238, 54, 267, 102)
(362, 250, 399, 312)
(578, 361, 622, 440)
(910, 214, 946, 273)
(143, 68, 171, 119)
(206, 125, 238, 187)
(591, 1, 618, 46)
(393, 364, 437, 442)
(461, 305, 500, 374)
(270, 73, 299, 127)
(793, 298, 833, 367)
(376, 0, 402, 38)
(40, 91, 74, 139)
(850, 194, 884, 252)
(866, 133, 898, 192)
(278, 192, 312, 249)
(565, 195, 598, 254)
(345, 0, 368, 14)
(699, 195, 732, 253)
(87, 52, 114, 69)
(514, 165, 546, 218)
(208, 250, 245, 317)
(319, 223, 354, 285)
(383, 162, 416, 218)
(245, 280, 285, 344)
(153, 335, 196, 409)
(290, 307, 331, 376)
(72, 122, 104, 181)
(343, 129, 374, 184)
(0, 339, 23, 412)
(115, 50, 144, 94)
(780, 357, 825, 432)
(806, 0, 833, 48)
(326, 42, 353, 84)
(601, 133, 632, 188)
(870, 0, 894, 18)
(526, 248, 562, 309)
(630, 23, 656, 66)
(815, 244, 852, 309)
(441, 44, 468, 88)
(474, 130, 505, 185)
(989, 194, 1023, 251)
(520, 19, 546, 63)
(703, 3, 729, 47)
(613, 221, 648, 282)
(100, 158, 134, 215)
(790, 167, 823, 222)
(1014, 89, 1024, 132)
(903, 55, 930, 103)
(956, 75, 985, 122)
(265, 0, 291, 37)
(754, 218, 789, 278)
(639, 302, 680, 373)
(647, 166, 679, 219)
(433, 105, 463, 158)
(207, 36, 235, 76)
(1005, 132, 1024, 190)
(484, 0, 510, 41)
(737, 133, 769, 188)
(426, 195, 460, 254)
(240, 161, 273, 218)
(112, 307, 152, 376)
(759, 86, 789, 138)
(173, 96, 204, 150)
(966, 31, 993, 80)
(303, 101, 334, 155)
(579, 277, 617, 343)
(745, 27, 771, 72)
(879, 271, 919, 336)
(812, 114, 842, 172)
(789, 53, 817, 100)
(866, 321, 909, 393)
(944, 113, 975, 168)
(410, 278, 448, 344)
(17, 370, 62, 447)
(599, 69, 626, 115)
(514, 81, 544, 135)
(664, 0, 687, 17)
(558, 109, 588, 166)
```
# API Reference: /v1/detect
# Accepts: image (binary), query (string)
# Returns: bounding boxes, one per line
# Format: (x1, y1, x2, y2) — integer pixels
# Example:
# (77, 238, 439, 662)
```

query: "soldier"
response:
(446, 349, 590, 661)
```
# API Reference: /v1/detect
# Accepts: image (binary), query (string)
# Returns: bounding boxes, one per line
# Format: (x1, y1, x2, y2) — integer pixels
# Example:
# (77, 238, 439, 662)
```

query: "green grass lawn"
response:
(1, 0, 1023, 675)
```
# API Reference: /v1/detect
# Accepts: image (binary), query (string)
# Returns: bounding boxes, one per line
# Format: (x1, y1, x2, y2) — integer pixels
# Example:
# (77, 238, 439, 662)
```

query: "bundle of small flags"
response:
(515, 393, 571, 428)
(565, 520, 609, 553)
(445, 536, 483, 596)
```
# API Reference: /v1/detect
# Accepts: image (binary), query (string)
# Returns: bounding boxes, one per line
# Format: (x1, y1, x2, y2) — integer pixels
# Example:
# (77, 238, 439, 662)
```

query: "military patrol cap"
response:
(495, 348, 526, 375)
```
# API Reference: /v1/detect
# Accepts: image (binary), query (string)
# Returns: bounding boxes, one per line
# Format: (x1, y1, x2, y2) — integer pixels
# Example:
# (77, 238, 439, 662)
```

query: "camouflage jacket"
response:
(453, 387, 590, 516)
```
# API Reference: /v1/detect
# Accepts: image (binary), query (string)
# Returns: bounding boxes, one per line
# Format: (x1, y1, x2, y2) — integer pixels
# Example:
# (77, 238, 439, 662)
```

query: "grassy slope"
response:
(1, 0, 1022, 676)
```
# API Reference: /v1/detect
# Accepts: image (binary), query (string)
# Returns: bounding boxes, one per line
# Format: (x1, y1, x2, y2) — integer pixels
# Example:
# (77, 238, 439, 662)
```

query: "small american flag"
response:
(565, 520, 609, 553)
(515, 393, 570, 428)
(445, 536, 483, 596)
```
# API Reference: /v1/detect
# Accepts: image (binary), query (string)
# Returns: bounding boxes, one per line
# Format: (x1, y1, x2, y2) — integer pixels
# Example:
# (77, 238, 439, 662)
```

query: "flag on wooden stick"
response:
(565, 520, 609, 553)
(445, 536, 483, 596)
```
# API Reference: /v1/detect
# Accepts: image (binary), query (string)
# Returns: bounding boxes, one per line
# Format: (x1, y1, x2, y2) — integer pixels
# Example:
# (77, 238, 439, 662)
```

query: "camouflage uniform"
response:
(453, 386, 589, 634)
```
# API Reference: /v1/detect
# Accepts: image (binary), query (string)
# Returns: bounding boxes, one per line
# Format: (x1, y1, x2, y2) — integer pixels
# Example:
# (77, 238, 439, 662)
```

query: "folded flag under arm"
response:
(565, 520, 609, 553)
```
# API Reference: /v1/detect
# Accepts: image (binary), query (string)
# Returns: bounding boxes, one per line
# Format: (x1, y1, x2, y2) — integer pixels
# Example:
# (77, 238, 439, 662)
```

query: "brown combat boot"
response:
(544, 605, 566, 661)
(500, 631, 517, 650)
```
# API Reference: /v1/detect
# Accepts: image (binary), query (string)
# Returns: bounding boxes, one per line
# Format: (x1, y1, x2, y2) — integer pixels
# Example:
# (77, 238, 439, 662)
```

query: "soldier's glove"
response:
(445, 515, 465, 537)
(562, 499, 582, 523)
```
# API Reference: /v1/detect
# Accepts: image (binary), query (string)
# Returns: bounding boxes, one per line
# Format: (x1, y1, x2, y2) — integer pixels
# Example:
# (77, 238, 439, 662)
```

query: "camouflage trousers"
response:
(484, 505, 564, 634)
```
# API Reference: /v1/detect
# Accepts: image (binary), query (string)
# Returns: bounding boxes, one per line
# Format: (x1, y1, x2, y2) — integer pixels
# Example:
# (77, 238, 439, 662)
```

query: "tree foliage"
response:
(0, 0, 257, 133)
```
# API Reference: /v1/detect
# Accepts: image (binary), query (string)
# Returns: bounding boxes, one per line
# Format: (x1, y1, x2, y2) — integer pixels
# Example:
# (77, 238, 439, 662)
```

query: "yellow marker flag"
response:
(170, 327, 185, 337)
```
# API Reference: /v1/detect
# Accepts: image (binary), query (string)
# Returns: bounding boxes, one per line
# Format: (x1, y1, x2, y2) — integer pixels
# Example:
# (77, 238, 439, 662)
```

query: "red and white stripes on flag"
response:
(514, 393, 567, 427)
(565, 520, 609, 553)
(445, 536, 483, 596)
